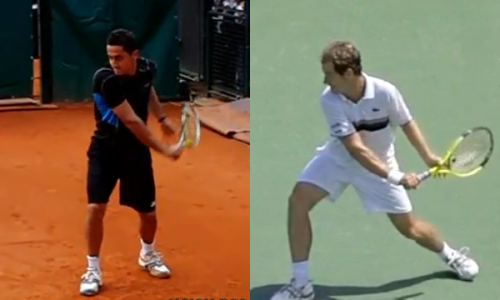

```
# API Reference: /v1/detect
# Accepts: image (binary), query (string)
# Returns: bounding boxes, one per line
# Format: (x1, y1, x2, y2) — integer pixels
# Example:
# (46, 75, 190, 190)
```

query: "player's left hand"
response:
(160, 118, 177, 136)
(424, 153, 442, 167)
(423, 153, 446, 178)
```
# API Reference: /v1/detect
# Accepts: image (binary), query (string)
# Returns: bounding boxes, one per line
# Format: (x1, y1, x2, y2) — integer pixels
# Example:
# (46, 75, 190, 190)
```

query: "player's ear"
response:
(344, 68, 354, 78)
(131, 49, 140, 60)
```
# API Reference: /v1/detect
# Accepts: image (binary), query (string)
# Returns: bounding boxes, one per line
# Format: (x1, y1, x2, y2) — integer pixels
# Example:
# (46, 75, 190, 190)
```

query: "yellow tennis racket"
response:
(417, 126, 494, 181)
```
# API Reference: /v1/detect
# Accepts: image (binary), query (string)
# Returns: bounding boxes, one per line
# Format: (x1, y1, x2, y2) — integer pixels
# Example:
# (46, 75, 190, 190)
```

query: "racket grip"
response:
(417, 171, 432, 181)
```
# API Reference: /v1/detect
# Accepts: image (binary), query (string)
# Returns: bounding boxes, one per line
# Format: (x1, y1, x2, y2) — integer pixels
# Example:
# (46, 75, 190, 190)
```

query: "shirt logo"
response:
(372, 108, 380, 112)
(330, 122, 347, 136)
(331, 122, 342, 129)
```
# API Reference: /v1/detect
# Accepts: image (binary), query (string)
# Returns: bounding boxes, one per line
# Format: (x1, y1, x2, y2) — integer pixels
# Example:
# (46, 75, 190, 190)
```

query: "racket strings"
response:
(185, 115, 198, 140)
(180, 105, 200, 146)
(449, 131, 492, 173)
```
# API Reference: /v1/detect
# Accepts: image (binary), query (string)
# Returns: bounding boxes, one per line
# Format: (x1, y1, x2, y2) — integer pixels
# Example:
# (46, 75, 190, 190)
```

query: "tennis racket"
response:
(417, 126, 494, 181)
(177, 99, 201, 148)
(173, 79, 201, 149)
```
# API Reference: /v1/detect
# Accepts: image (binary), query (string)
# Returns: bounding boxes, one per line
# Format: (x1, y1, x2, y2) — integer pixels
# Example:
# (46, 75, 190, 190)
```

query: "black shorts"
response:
(86, 138, 156, 213)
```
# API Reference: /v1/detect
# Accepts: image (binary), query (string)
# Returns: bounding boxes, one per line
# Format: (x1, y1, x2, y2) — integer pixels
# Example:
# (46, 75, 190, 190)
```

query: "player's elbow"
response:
(120, 115, 141, 126)
(114, 111, 144, 132)
(111, 100, 142, 125)
(112, 109, 141, 125)
(347, 145, 370, 162)
(120, 117, 145, 134)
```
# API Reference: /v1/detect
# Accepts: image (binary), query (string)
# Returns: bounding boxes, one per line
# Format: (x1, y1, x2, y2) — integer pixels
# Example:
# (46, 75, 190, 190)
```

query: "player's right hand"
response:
(400, 173, 421, 190)
(163, 143, 183, 160)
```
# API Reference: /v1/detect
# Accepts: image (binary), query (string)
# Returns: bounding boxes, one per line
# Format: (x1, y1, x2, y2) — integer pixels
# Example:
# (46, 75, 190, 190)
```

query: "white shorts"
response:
(298, 152, 412, 214)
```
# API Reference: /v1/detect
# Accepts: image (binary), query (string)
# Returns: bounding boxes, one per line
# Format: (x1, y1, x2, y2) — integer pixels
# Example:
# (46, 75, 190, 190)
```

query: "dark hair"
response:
(106, 29, 138, 54)
(321, 41, 362, 76)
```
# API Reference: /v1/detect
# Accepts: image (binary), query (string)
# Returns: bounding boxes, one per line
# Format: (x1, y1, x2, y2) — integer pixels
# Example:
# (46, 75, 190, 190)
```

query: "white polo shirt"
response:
(318, 73, 413, 167)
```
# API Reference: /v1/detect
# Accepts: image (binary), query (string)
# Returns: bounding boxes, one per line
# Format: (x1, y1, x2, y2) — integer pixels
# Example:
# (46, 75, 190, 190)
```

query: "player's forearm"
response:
(401, 120, 433, 160)
(122, 119, 166, 153)
(148, 88, 166, 121)
(349, 146, 390, 178)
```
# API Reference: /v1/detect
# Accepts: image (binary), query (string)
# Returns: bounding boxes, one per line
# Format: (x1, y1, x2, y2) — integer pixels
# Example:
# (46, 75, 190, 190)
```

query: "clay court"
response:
(0, 103, 249, 299)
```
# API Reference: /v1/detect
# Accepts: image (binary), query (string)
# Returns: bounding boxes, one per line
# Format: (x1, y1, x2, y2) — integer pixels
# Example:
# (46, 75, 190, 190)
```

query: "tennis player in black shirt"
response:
(80, 29, 182, 296)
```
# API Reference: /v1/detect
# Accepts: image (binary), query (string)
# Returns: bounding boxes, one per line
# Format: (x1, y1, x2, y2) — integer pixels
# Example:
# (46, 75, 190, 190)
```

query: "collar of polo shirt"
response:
(338, 72, 375, 104)
(360, 73, 375, 100)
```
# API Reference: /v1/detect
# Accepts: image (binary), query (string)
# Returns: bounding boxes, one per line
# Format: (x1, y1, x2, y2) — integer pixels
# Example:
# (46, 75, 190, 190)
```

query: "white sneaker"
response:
(270, 279, 314, 300)
(446, 247, 479, 281)
(138, 250, 171, 278)
(79, 268, 102, 296)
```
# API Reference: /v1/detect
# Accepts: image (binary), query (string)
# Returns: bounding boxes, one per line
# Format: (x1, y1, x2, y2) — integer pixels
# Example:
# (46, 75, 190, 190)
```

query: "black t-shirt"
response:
(90, 58, 157, 153)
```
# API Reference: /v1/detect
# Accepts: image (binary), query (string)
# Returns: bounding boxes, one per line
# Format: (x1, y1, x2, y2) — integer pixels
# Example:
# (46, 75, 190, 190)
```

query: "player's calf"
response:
(388, 212, 444, 252)
(288, 182, 326, 263)
(388, 212, 479, 281)
(81, 204, 107, 296)
(86, 204, 107, 256)
(137, 211, 171, 278)
(270, 183, 326, 300)
(272, 183, 326, 295)
(139, 211, 157, 245)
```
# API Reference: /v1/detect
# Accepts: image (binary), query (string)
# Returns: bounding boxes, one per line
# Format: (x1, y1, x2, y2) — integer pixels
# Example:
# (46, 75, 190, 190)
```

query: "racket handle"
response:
(417, 171, 432, 181)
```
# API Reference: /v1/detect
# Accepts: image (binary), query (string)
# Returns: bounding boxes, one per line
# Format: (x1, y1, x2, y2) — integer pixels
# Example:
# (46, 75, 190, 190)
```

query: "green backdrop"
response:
(0, 0, 33, 99)
(51, 0, 180, 101)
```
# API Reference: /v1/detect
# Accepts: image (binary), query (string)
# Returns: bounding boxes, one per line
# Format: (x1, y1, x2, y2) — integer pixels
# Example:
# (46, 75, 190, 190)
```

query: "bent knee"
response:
(139, 211, 157, 222)
(288, 182, 327, 211)
(87, 203, 107, 218)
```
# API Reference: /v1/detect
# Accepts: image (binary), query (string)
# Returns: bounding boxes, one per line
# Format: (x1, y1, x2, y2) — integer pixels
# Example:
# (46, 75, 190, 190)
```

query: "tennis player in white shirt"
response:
(270, 41, 479, 300)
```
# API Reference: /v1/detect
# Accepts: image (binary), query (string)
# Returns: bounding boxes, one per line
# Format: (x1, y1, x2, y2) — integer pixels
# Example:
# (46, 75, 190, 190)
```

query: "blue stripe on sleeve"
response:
(93, 93, 119, 127)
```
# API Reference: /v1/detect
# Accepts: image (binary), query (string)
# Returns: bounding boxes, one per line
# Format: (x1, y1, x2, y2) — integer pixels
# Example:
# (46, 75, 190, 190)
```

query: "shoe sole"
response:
(80, 279, 102, 296)
(80, 287, 101, 297)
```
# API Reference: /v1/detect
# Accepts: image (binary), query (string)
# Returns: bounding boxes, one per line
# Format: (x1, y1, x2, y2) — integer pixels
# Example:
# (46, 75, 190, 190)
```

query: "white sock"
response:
(140, 239, 155, 255)
(87, 255, 100, 271)
(439, 242, 456, 261)
(292, 261, 310, 287)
